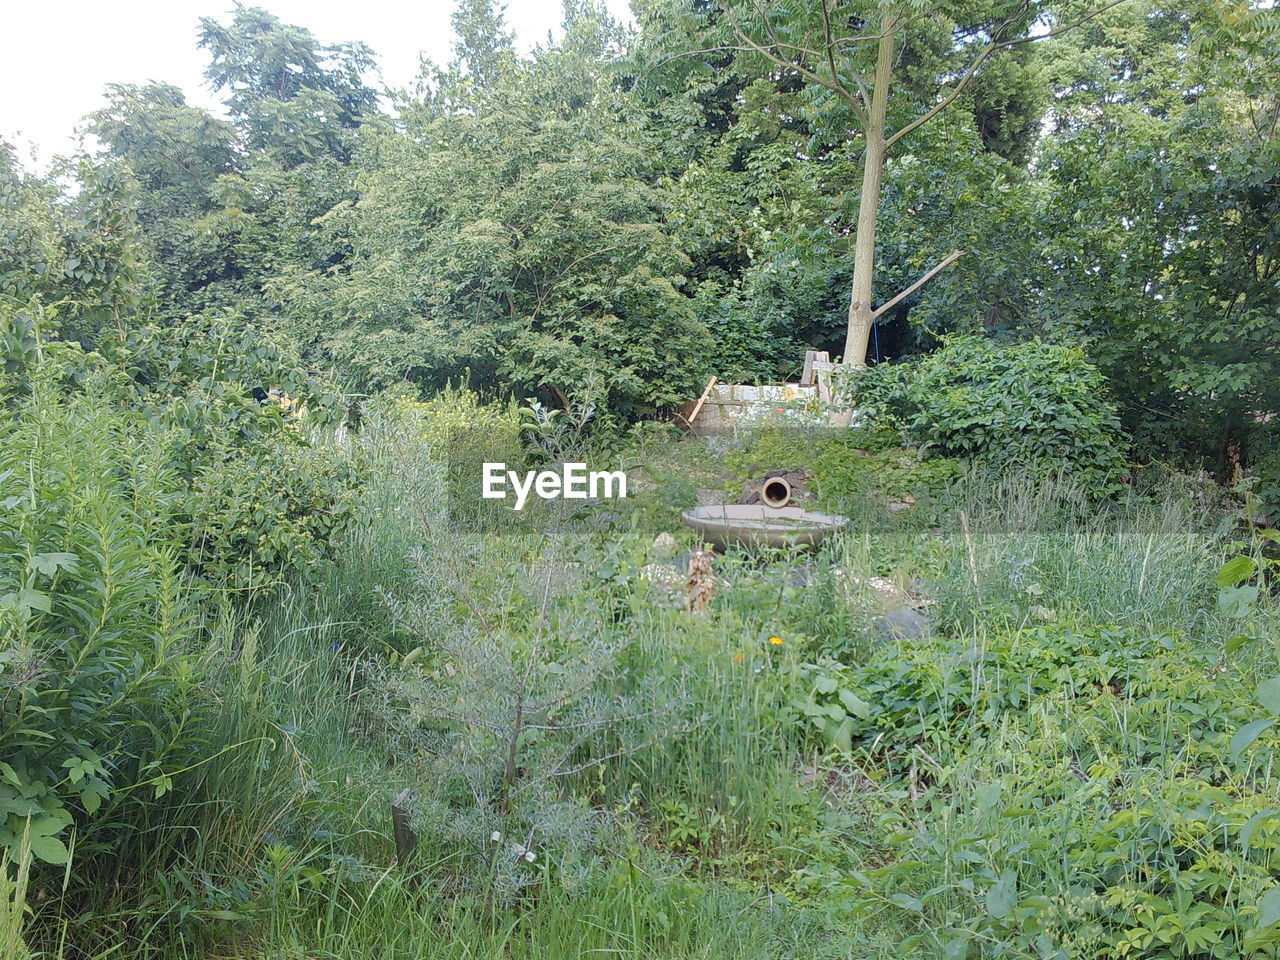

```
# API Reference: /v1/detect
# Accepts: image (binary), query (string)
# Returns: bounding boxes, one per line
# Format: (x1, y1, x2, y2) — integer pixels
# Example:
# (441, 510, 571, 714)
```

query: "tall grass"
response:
(16, 412, 1269, 959)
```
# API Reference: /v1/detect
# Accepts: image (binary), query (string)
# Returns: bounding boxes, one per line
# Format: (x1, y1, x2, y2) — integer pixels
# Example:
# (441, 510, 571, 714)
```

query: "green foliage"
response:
(2, 304, 363, 594)
(0, 389, 205, 868)
(372, 385, 526, 530)
(273, 18, 713, 417)
(188, 436, 361, 593)
(846, 336, 1129, 494)
(794, 622, 1280, 958)
(1256, 450, 1280, 525)
(372, 535, 680, 903)
(1036, 1, 1280, 475)
(0, 150, 60, 303)
(0, 841, 32, 960)
(392, 385, 524, 466)
(794, 625, 1195, 761)
(8, 2, 1280, 956)
(198, 5, 377, 165)
(723, 424, 963, 517)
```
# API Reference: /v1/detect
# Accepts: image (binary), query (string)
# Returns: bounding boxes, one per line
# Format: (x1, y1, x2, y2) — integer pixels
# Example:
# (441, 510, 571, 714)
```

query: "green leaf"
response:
(888, 893, 923, 912)
(837, 688, 871, 719)
(986, 869, 1017, 919)
(1226, 633, 1257, 656)
(15, 589, 51, 613)
(29, 835, 69, 864)
(942, 932, 973, 960)
(1241, 809, 1280, 854)
(1259, 885, 1280, 930)
(1217, 555, 1258, 588)
(1219, 585, 1260, 619)
(29, 552, 79, 577)
(1231, 719, 1273, 761)
(975, 781, 1003, 816)
(832, 716, 854, 754)
(1258, 678, 1280, 716)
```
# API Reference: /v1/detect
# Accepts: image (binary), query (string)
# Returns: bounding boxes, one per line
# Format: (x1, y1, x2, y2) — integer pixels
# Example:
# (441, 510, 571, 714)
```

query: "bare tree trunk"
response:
(843, 16, 898, 367)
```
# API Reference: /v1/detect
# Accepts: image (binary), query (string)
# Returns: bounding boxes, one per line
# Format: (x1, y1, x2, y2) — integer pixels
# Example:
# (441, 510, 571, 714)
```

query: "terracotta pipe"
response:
(761, 477, 792, 508)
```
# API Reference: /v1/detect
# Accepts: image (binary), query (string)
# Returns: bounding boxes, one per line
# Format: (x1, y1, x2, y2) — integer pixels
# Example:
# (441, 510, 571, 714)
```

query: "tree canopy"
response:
(2, 0, 1277, 470)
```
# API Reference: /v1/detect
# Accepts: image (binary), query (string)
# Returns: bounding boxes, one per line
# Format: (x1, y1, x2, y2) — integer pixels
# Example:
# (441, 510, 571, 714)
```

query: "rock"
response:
(886, 492, 918, 515)
(651, 531, 678, 562)
(873, 606, 932, 640)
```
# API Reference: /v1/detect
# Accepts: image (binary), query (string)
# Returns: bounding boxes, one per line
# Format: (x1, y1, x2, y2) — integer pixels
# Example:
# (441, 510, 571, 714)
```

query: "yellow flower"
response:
(732, 652, 744, 663)
(767, 636, 784, 646)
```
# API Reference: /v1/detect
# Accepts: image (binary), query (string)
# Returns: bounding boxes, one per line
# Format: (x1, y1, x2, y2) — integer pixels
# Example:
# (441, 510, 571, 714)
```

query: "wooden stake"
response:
(685, 376, 719, 431)
(391, 788, 417, 869)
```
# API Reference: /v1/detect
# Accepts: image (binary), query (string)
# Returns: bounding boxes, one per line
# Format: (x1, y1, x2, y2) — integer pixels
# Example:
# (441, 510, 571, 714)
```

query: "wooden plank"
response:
(685, 375, 718, 429)
(801, 350, 819, 385)
(813, 358, 836, 403)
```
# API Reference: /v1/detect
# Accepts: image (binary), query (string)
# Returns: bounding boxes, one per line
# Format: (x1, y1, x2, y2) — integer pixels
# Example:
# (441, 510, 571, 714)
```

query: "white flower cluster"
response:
(489, 831, 536, 862)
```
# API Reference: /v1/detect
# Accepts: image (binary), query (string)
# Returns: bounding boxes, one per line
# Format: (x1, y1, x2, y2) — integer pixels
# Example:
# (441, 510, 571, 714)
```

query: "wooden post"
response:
(391, 788, 417, 869)
(801, 350, 819, 385)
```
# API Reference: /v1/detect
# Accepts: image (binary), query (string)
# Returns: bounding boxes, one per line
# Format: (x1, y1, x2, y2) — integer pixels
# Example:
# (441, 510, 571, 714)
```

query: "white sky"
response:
(1, 0, 634, 170)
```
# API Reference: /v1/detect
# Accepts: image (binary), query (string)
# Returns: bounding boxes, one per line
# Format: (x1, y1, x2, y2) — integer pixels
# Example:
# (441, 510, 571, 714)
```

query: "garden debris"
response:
(639, 535, 731, 606)
(834, 571, 935, 639)
(678, 351, 846, 434)
(685, 549, 716, 612)
(885, 492, 917, 514)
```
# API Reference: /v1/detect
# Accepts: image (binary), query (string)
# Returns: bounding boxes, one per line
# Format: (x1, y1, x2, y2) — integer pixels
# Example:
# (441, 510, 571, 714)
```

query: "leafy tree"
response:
(1036, 0, 1280, 474)
(275, 2, 711, 416)
(198, 5, 378, 166)
(450, 0, 517, 87)
(1, 147, 144, 349)
(87, 85, 243, 316)
(0, 148, 60, 304)
(705, 0, 1127, 365)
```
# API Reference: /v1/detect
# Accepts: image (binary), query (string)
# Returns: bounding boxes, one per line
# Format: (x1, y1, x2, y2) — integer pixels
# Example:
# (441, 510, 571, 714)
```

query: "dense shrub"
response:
(1, 307, 365, 594)
(794, 623, 1280, 958)
(1258, 449, 1280, 524)
(368, 386, 525, 527)
(390, 385, 524, 467)
(0, 390, 206, 868)
(187, 435, 362, 592)
(843, 336, 1129, 494)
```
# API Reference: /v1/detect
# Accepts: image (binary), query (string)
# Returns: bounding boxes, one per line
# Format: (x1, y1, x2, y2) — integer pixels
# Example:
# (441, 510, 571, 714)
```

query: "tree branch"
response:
(722, 1, 869, 127)
(872, 250, 964, 319)
(885, 0, 1132, 151)
(820, 0, 869, 115)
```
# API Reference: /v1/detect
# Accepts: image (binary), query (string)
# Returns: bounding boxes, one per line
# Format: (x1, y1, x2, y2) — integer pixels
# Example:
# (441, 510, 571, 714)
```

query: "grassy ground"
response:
(12, 422, 1280, 959)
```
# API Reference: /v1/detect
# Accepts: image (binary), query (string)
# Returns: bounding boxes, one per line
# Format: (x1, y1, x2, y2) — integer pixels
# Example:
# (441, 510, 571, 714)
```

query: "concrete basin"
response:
(681, 504, 849, 551)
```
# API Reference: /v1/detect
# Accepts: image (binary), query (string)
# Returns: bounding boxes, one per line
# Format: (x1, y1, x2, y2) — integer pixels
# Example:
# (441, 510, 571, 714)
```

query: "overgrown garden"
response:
(3, 1, 1280, 957)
